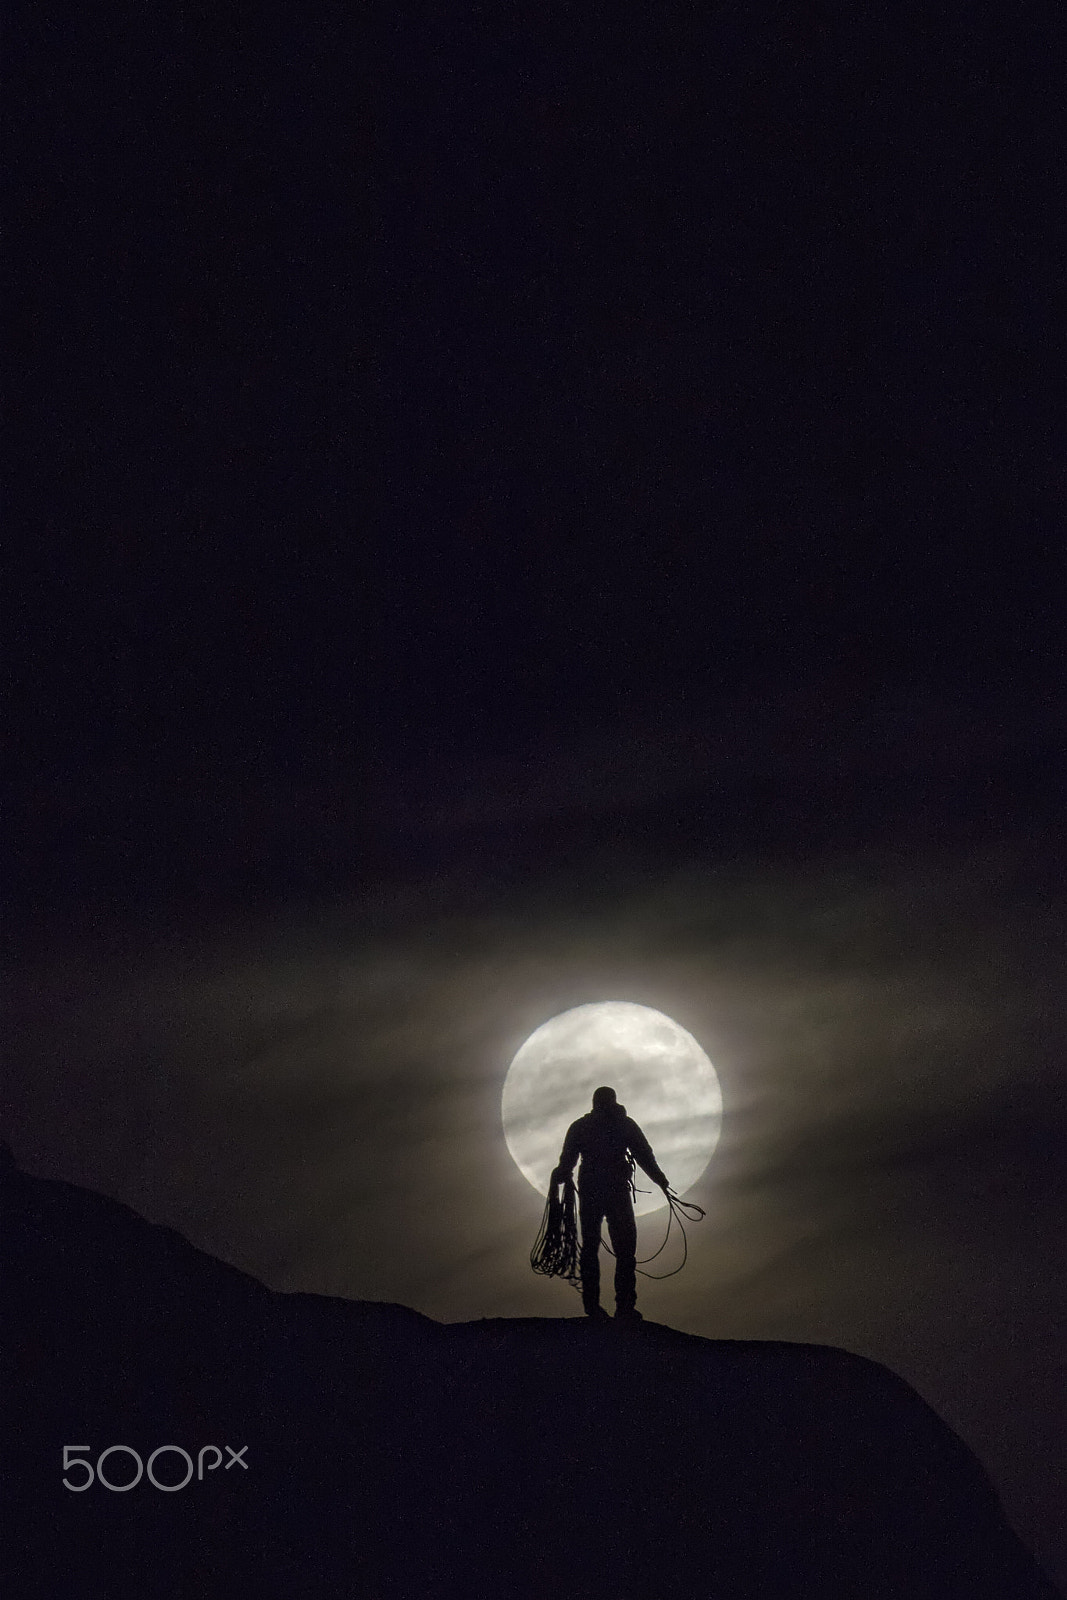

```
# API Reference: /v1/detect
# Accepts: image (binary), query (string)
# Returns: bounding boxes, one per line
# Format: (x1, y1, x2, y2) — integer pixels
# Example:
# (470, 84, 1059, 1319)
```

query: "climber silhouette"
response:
(552, 1085, 669, 1322)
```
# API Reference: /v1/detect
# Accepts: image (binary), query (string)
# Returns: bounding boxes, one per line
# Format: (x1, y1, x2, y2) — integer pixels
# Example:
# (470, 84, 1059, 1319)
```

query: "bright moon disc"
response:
(502, 1002, 721, 1215)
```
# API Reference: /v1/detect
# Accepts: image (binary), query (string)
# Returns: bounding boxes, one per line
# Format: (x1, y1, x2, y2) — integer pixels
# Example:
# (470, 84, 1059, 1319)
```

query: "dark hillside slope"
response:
(3, 1164, 1060, 1599)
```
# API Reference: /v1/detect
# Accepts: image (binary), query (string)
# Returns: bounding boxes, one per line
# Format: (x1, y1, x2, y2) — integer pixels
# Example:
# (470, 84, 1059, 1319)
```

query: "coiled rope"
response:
(530, 1174, 705, 1288)
(530, 1177, 581, 1286)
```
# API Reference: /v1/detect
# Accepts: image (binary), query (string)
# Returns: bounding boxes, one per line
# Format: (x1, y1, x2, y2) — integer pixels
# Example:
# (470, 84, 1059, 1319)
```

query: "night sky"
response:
(6, 1, 1065, 1588)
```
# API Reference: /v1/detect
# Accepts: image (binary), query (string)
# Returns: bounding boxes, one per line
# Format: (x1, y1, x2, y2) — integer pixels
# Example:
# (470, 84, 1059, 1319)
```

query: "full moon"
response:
(502, 1002, 722, 1216)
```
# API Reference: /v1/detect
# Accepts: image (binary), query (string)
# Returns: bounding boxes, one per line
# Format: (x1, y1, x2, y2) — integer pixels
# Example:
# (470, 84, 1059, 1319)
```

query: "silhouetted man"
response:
(552, 1086, 669, 1322)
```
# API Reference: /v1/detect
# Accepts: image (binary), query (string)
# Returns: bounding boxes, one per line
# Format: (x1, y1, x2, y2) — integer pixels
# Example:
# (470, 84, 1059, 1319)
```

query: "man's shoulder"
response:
(622, 1115, 648, 1141)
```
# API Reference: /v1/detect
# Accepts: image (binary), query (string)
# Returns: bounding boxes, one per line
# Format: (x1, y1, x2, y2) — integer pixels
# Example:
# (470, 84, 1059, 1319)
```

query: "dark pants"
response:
(579, 1184, 638, 1313)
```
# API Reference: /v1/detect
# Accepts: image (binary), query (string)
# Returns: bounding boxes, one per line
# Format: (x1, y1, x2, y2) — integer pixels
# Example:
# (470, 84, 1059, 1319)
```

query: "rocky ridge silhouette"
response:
(3, 1160, 1061, 1599)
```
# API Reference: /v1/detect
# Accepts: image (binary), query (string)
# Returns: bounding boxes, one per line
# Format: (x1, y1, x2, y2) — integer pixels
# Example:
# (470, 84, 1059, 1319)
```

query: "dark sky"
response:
(5, 1, 1065, 1588)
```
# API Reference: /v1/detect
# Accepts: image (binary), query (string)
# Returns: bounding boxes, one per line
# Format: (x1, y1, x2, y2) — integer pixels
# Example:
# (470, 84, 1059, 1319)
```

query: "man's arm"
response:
(625, 1119, 669, 1189)
(552, 1120, 582, 1185)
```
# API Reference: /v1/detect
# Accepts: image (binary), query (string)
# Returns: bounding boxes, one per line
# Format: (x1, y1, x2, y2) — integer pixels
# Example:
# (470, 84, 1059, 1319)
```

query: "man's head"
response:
(591, 1086, 618, 1112)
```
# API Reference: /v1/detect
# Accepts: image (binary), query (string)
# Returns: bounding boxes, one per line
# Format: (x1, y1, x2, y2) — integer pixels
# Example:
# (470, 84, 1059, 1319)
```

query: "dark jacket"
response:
(555, 1104, 668, 1193)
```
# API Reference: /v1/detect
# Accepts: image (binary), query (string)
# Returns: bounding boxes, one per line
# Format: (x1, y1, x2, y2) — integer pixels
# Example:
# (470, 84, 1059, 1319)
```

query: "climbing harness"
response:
(530, 1171, 705, 1289)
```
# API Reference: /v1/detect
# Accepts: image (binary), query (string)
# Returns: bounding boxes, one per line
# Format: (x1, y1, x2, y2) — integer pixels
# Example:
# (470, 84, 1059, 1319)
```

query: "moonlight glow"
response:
(502, 1002, 722, 1215)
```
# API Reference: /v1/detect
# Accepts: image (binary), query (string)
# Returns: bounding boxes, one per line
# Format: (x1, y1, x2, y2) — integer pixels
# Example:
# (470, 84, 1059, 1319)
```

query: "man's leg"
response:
(578, 1189, 605, 1314)
(606, 1192, 638, 1314)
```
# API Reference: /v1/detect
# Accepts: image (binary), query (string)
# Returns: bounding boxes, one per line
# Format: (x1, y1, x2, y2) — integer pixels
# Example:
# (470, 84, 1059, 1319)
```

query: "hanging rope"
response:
(531, 1174, 705, 1287)
(602, 1184, 706, 1280)
(530, 1175, 581, 1288)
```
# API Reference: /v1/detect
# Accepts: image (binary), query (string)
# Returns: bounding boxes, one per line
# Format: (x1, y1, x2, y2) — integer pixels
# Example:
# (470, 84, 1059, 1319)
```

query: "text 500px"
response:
(62, 1444, 248, 1491)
